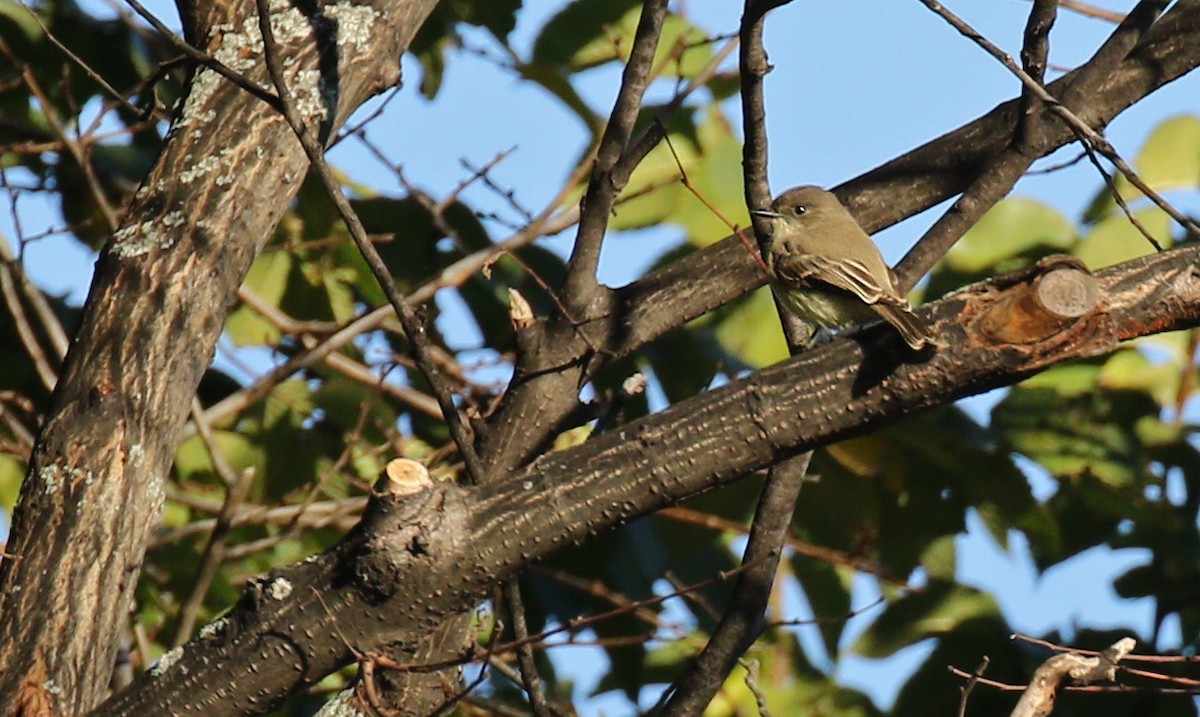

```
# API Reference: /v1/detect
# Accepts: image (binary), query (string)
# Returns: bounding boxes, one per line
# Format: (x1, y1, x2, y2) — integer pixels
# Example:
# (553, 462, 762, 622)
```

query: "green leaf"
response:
(531, 0, 643, 68)
(1132, 114, 1200, 189)
(640, 327, 722, 405)
(920, 535, 957, 581)
(791, 557, 854, 660)
(405, 0, 523, 99)
(1098, 347, 1183, 408)
(1084, 114, 1200, 221)
(0, 453, 24, 513)
(712, 649, 881, 717)
(1073, 206, 1172, 270)
(608, 108, 748, 243)
(1134, 114, 1200, 185)
(174, 431, 262, 484)
(0, 0, 45, 39)
(225, 249, 292, 346)
(801, 407, 1031, 576)
(714, 288, 788, 368)
(449, 0, 521, 42)
(993, 377, 1155, 488)
(852, 580, 999, 658)
(564, 9, 710, 76)
(925, 197, 1074, 299)
(944, 198, 1076, 272)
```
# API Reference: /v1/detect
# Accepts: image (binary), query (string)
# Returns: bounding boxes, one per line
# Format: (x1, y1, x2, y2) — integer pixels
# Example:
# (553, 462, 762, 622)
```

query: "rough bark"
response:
(0, 1, 437, 714)
(92, 245, 1200, 717)
(3, 2, 1199, 716)
(612, 0, 1200, 342)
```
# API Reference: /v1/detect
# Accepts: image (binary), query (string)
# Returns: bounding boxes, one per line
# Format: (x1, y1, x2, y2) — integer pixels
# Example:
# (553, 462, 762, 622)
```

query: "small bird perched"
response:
(752, 186, 931, 350)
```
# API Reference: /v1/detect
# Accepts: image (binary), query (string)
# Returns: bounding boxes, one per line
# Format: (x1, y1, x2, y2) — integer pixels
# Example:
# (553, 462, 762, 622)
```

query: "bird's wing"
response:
(772, 253, 891, 304)
(773, 253, 931, 350)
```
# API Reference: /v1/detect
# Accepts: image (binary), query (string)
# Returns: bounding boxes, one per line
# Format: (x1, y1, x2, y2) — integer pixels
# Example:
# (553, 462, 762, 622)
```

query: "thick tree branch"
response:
(15, 5, 1200, 716)
(92, 244, 1200, 717)
(1059, 0, 1169, 110)
(474, 0, 1200, 478)
(843, 0, 1199, 227)
(0, 1, 437, 713)
(605, 0, 1200, 350)
(897, 0, 1192, 291)
(891, 0, 1060, 294)
(894, 0, 1175, 291)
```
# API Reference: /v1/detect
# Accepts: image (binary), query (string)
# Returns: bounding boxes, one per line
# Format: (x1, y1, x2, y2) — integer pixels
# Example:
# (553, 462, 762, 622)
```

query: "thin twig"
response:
(894, 0, 1172, 290)
(917, 0, 1198, 242)
(171, 399, 257, 645)
(740, 658, 772, 717)
(0, 237, 60, 392)
(251, 0, 487, 483)
(20, 4, 146, 117)
(503, 579, 554, 717)
(235, 286, 444, 418)
(893, 0, 1059, 292)
(121, 0, 281, 110)
(368, 557, 772, 676)
(561, 0, 669, 307)
(0, 37, 120, 231)
(1059, 0, 1124, 23)
(194, 206, 582, 434)
(957, 656, 989, 717)
(661, 132, 767, 274)
(153, 494, 366, 547)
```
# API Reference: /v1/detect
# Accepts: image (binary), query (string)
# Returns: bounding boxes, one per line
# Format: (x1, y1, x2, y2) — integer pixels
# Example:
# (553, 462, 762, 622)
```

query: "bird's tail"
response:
(872, 302, 932, 351)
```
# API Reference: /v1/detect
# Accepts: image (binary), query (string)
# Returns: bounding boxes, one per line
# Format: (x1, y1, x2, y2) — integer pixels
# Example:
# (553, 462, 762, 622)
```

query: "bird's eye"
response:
(794, 205, 807, 216)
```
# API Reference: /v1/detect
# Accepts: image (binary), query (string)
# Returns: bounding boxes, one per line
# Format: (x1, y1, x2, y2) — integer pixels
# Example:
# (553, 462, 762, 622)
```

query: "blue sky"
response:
(3, 0, 1199, 711)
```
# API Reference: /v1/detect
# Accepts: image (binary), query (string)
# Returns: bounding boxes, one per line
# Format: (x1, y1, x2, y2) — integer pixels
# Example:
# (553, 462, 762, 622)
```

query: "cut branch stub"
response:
(356, 463, 462, 603)
(375, 458, 434, 497)
(973, 255, 1103, 346)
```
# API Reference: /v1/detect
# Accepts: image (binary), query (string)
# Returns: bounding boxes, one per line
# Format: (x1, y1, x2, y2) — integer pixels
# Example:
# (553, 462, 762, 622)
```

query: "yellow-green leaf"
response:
(1073, 206, 1172, 270)
(944, 197, 1075, 273)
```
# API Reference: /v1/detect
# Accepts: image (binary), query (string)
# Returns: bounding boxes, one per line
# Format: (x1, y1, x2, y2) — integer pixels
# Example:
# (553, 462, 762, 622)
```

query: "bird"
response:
(751, 185, 931, 350)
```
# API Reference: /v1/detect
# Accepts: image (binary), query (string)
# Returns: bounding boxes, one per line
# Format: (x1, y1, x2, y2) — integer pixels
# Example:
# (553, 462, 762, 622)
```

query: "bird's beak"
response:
(750, 208, 780, 219)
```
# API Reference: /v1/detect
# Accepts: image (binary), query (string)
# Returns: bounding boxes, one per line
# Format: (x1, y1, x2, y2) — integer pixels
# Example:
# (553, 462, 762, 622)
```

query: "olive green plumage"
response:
(753, 186, 930, 350)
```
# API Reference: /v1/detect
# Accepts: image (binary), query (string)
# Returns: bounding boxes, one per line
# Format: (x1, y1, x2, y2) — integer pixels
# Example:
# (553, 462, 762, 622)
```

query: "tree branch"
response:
(0, 1, 439, 713)
(892, 0, 1178, 292)
(608, 0, 1200, 347)
(654, 2, 809, 712)
(93, 244, 1200, 717)
(561, 0, 669, 307)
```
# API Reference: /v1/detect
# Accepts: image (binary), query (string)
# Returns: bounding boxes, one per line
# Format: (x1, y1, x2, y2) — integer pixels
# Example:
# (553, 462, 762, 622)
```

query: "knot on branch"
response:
(974, 255, 1102, 347)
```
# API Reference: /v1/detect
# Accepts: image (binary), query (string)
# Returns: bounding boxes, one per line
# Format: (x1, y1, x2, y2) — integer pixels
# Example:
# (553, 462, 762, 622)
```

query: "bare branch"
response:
(503, 579, 556, 717)
(96, 244, 1200, 717)
(1010, 639, 1136, 717)
(170, 400, 256, 646)
(561, 0, 669, 307)
(251, 0, 486, 483)
(655, 454, 808, 716)
(1059, 0, 1124, 23)
(121, 0, 281, 110)
(913, 0, 1197, 254)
